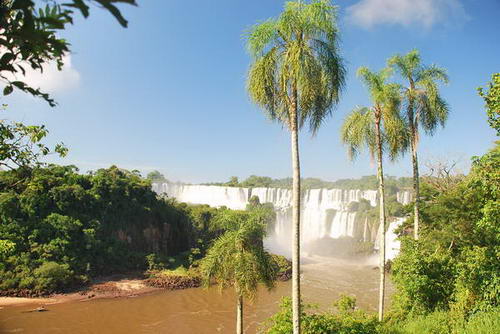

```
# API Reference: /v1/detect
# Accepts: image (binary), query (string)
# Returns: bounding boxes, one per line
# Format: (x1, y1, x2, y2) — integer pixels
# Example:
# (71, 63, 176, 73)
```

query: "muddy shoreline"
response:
(0, 273, 164, 308)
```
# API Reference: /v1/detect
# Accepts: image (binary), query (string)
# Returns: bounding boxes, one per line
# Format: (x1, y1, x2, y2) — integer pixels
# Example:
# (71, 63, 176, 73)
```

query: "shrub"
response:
(457, 307, 500, 334)
(33, 261, 73, 292)
(263, 297, 378, 334)
(398, 311, 452, 334)
(146, 253, 166, 271)
(452, 246, 500, 317)
(391, 238, 456, 316)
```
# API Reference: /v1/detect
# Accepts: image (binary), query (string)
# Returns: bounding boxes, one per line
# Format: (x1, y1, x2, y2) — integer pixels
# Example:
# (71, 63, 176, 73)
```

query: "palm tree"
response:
(246, 1, 345, 331)
(200, 210, 277, 334)
(341, 67, 407, 321)
(388, 50, 449, 240)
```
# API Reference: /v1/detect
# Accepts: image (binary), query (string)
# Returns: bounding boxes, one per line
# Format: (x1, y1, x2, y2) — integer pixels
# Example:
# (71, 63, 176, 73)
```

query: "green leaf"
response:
(62, 0, 90, 18)
(3, 85, 13, 96)
(11, 0, 34, 11)
(11, 81, 26, 89)
(96, 1, 129, 27)
(0, 53, 16, 66)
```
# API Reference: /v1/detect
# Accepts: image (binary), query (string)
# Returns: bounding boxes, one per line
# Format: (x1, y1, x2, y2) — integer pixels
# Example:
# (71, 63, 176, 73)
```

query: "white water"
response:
(374, 217, 405, 260)
(396, 190, 412, 205)
(152, 182, 411, 256)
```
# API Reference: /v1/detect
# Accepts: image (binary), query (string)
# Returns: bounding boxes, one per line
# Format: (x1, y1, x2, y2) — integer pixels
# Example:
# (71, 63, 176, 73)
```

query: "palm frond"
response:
(414, 77, 450, 135)
(388, 49, 450, 144)
(247, 19, 279, 58)
(340, 107, 375, 160)
(416, 64, 449, 84)
(200, 211, 277, 301)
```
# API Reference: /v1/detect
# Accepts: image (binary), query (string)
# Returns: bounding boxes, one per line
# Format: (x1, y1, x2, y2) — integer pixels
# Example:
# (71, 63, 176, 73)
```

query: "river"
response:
(0, 255, 393, 334)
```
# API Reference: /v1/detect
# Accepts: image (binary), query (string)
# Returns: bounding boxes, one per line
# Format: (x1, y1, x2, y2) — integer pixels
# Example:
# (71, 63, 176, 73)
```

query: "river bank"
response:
(1, 262, 292, 308)
(0, 274, 161, 308)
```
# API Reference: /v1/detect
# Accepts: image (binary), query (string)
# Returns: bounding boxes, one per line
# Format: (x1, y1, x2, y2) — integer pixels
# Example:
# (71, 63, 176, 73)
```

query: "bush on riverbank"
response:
(145, 267, 202, 290)
(272, 254, 292, 281)
(263, 296, 379, 334)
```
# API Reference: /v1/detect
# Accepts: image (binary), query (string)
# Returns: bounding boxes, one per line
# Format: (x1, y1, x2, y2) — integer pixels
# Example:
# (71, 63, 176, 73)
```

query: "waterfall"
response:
(374, 217, 405, 260)
(396, 190, 412, 205)
(153, 182, 406, 256)
(153, 182, 249, 210)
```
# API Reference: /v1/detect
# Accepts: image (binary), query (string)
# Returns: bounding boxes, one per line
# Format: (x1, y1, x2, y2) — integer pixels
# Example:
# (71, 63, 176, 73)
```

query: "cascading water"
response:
(396, 191, 412, 205)
(374, 217, 406, 260)
(153, 182, 411, 256)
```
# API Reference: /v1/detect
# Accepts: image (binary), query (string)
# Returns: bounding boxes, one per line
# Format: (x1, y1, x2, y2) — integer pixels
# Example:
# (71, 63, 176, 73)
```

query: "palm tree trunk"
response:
(408, 87, 420, 240)
(236, 295, 243, 334)
(290, 88, 301, 334)
(410, 126, 420, 240)
(375, 116, 386, 322)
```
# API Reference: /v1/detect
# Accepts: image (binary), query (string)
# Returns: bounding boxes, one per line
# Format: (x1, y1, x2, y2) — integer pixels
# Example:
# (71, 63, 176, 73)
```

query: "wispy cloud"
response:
(346, 0, 468, 29)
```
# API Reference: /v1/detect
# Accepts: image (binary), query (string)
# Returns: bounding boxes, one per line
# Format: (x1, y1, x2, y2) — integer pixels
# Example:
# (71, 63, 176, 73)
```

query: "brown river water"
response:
(0, 256, 393, 334)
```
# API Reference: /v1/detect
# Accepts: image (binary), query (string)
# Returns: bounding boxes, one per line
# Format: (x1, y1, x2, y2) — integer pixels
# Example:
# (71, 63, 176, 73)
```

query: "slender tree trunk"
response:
(408, 87, 420, 240)
(375, 116, 386, 322)
(290, 89, 301, 334)
(410, 127, 420, 240)
(236, 295, 243, 334)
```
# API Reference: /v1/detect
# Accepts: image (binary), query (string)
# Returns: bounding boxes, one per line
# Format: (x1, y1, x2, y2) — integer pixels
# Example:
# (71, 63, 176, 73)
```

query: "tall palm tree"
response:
(246, 1, 345, 332)
(388, 50, 449, 240)
(341, 67, 407, 321)
(200, 210, 277, 334)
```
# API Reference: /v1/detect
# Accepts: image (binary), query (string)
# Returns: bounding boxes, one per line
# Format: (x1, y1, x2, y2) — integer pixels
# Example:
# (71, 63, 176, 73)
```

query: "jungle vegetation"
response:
(0, 1, 498, 333)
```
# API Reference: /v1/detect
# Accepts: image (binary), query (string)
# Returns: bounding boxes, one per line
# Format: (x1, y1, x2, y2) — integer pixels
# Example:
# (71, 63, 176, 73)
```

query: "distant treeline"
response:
(201, 174, 413, 193)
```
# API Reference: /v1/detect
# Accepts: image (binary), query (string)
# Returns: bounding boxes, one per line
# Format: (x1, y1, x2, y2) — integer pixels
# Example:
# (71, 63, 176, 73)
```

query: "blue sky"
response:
(4, 0, 499, 183)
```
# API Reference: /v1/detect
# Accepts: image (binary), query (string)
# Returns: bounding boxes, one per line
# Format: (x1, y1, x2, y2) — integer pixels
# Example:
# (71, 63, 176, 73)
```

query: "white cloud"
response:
(4, 54, 80, 93)
(346, 0, 468, 29)
(24, 55, 80, 93)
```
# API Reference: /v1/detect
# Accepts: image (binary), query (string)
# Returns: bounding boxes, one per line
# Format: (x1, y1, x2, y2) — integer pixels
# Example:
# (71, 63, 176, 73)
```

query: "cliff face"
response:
(111, 212, 193, 258)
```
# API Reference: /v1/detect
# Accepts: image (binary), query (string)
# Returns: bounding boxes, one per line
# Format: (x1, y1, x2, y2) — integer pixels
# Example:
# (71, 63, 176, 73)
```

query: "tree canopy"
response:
(200, 210, 277, 300)
(341, 67, 408, 162)
(247, 0, 345, 133)
(478, 73, 500, 136)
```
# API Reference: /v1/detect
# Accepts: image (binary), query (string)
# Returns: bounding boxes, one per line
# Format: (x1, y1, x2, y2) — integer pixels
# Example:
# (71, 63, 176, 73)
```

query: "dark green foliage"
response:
(0, 165, 193, 294)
